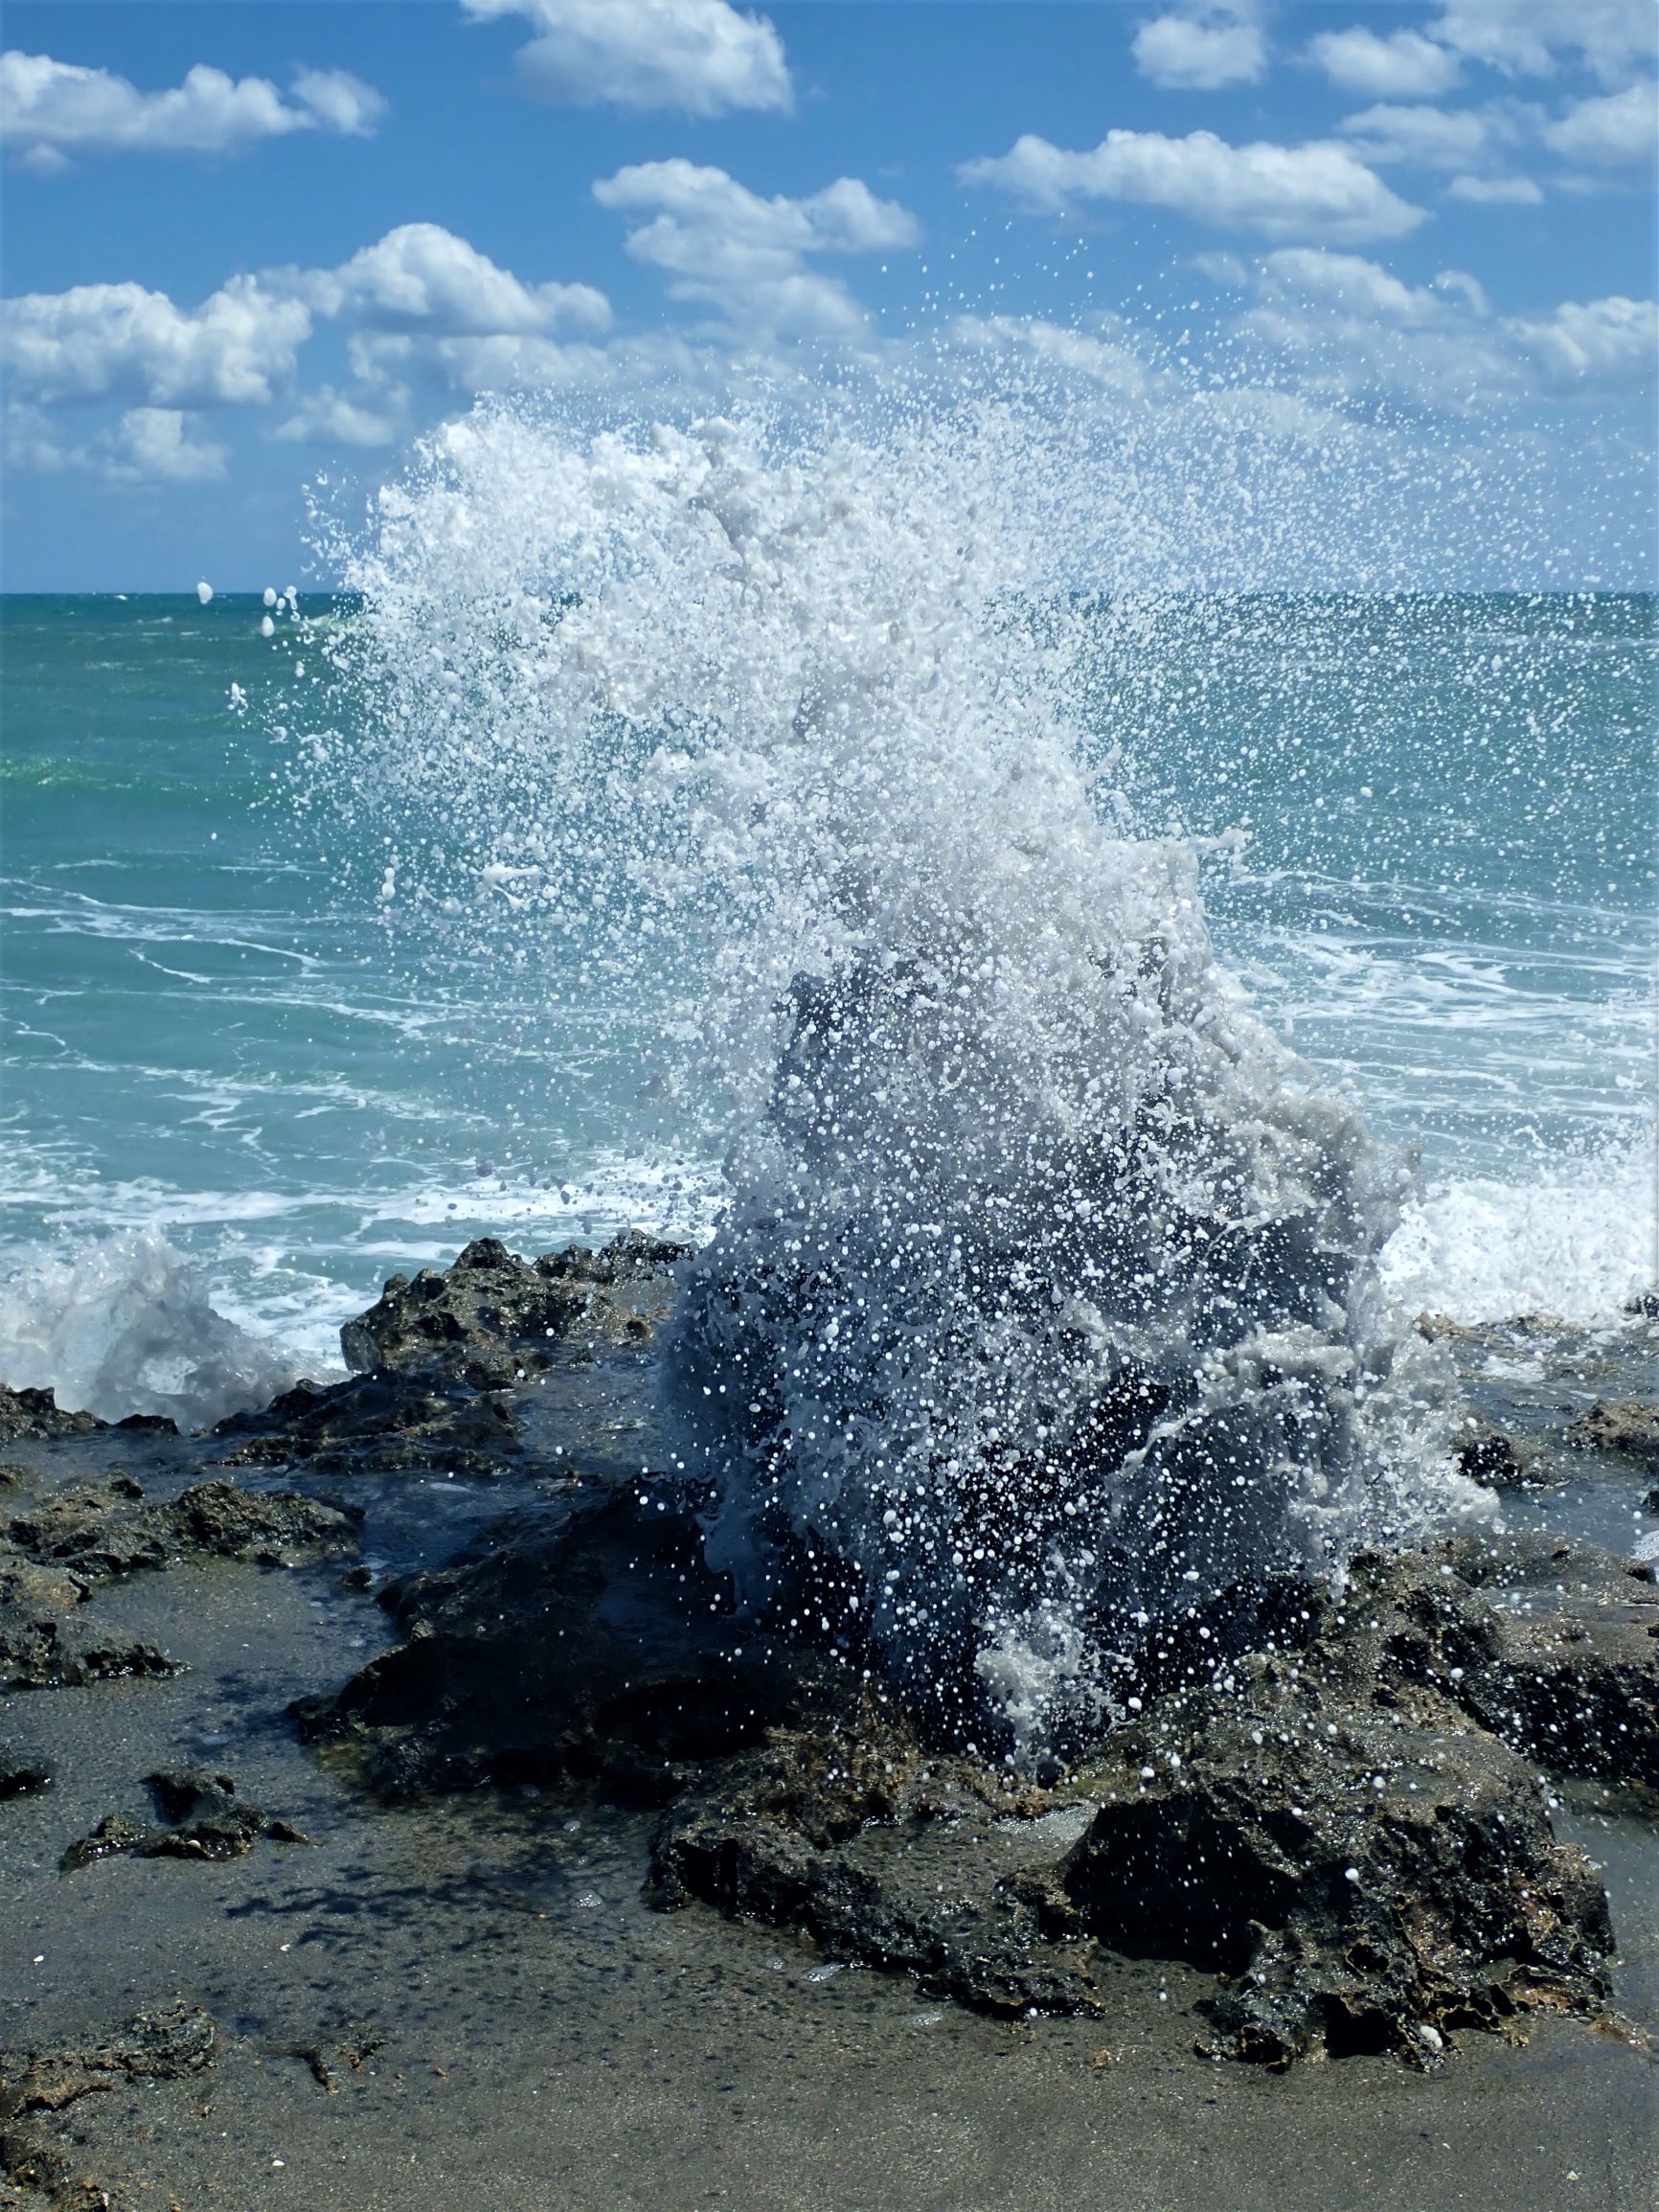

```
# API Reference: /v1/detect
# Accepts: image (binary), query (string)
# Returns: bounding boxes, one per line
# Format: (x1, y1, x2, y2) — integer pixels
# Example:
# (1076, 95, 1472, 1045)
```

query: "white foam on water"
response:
(0, 1230, 299, 1431)
(1380, 1134, 1658, 1327)
(316, 399, 1500, 1752)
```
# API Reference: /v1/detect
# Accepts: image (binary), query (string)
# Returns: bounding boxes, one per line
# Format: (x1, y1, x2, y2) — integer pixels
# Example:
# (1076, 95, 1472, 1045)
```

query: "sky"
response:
(2, 0, 1654, 590)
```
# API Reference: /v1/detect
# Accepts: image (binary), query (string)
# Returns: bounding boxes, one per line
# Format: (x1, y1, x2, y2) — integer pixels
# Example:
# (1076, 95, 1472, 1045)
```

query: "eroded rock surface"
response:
(0, 1391, 102, 1446)
(338, 1231, 688, 1388)
(7, 1477, 359, 1585)
(62, 1770, 309, 1868)
(0, 1550, 180, 1693)
(1566, 1399, 1659, 1469)
(1, 2002, 215, 2210)
(296, 1482, 828, 1799)
(216, 1371, 522, 1478)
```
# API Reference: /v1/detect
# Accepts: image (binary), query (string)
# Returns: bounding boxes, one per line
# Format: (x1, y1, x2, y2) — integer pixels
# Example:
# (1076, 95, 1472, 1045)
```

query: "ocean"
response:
(2, 578, 1653, 1427)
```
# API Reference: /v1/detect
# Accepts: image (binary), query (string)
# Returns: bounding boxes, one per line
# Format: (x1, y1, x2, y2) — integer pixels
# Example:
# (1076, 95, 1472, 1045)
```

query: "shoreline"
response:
(2, 1238, 1656, 2210)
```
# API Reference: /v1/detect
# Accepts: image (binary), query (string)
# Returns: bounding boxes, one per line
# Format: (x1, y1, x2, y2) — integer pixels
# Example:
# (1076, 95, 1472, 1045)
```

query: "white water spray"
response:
(317, 399, 1486, 1750)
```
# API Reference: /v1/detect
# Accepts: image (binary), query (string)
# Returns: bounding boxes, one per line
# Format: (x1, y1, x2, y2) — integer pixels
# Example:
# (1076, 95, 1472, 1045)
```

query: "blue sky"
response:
(3, 0, 1654, 589)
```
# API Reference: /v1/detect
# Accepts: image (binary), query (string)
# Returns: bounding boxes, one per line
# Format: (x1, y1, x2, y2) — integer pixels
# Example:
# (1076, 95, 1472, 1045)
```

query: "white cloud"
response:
(954, 313, 1159, 397)
(1428, 0, 1656, 85)
(1509, 294, 1658, 387)
(1339, 101, 1513, 171)
(962, 128, 1427, 243)
(1131, 3, 1265, 91)
(288, 69, 385, 137)
(0, 277, 311, 406)
(1542, 80, 1658, 164)
(1446, 171, 1544, 202)
(2, 399, 77, 471)
(106, 406, 227, 482)
(594, 160, 918, 333)
(1307, 27, 1463, 101)
(463, 0, 790, 116)
(273, 387, 403, 447)
(302, 223, 610, 335)
(0, 51, 382, 171)
(1224, 246, 1655, 411)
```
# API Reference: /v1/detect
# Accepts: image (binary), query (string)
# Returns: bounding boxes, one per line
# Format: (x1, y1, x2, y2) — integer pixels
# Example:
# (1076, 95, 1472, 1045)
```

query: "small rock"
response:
(0, 1752, 51, 1801)
(61, 1771, 310, 1868)
(1564, 1400, 1659, 1469)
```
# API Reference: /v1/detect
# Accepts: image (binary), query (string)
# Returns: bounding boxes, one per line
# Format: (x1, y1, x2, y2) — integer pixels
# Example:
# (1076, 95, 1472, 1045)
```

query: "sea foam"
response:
(0, 1230, 297, 1432)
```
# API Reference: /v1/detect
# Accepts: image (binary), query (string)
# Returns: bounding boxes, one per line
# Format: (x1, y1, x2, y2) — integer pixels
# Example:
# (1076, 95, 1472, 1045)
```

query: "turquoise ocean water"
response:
(2, 590, 1653, 1411)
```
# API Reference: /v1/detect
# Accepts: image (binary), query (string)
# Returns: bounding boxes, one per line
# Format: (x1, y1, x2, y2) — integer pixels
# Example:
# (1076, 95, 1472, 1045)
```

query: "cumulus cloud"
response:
(2, 398, 76, 471)
(1509, 294, 1658, 387)
(1223, 245, 1655, 411)
(1307, 27, 1464, 101)
(594, 160, 918, 333)
(0, 277, 311, 407)
(299, 222, 611, 335)
(1428, 0, 1655, 85)
(106, 406, 228, 482)
(0, 50, 382, 171)
(962, 127, 1427, 244)
(1542, 80, 1658, 165)
(463, 0, 790, 116)
(954, 312, 1160, 398)
(1446, 171, 1544, 202)
(273, 386, 403, 447)
(1339, 101, 1517, 171)
(1131, 2, 1266, 91)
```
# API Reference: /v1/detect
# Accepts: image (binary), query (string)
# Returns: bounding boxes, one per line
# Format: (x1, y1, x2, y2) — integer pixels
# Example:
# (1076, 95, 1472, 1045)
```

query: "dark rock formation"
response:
(7, 1477, 359, 1585)
(295, 1481, 825, 1799)
(0, 1552, 180, 1693)
(216, 1370, 521, 1478)
(1060, 1676, 1610, 2065)
(62, 1771, 309, 1868)
(645, 1539, 1650, 2059)
(1565, 1398, 1659, 1469)
(1451, 1418, 1543, 1490)
(0, 1753, 51, 1802)
(338, 1231, 687, 1387)
(0, 1389, 102, 1445)
(1436, 1533, 1659, 1788)
(650, 1720, 1102, 2016)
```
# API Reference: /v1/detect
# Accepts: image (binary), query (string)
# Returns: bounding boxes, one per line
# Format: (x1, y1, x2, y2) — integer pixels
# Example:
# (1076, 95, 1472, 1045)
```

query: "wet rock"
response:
(7, 1478, 359, 1585)
(0, 1754, 51, 1802)
(650, 1721, 1102, 2017)
(642, 1539, 1648, 2059)
(1060, 1677, 1612, 2066)
(0, 1555, 180, 1693)
(1435, 1533, 1659, 1789)
(296, 1483, 821, 1799)
(1, 2000, 216, 2122)
(1565, 1398, 1659, 1469)
(0, 1391, 102, 1445)
(1451, 1418, 1542, 1490)
(1645, 1487, 1659, 1518)
(1, 2000, 216, 2209)
(62, 1771, 309, 1868)
(216, 1370, 520, 1478)
(338, 1231, 688, 1388)
(0, 1466, 32, 1492)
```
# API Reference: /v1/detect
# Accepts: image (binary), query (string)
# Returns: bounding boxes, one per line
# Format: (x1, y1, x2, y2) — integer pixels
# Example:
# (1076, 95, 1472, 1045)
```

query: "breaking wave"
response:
(313, 399, 1491, 1752)
(0, 1230, 299, 1432)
